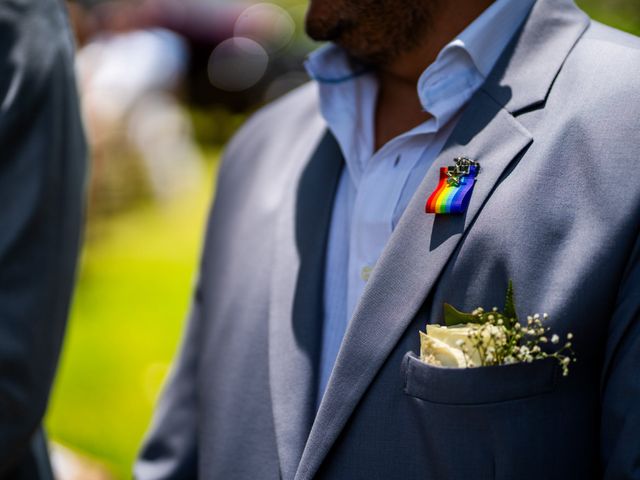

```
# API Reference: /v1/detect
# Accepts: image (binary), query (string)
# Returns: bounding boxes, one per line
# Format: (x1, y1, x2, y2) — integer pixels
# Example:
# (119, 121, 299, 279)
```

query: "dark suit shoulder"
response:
(0, 0, 76, 121)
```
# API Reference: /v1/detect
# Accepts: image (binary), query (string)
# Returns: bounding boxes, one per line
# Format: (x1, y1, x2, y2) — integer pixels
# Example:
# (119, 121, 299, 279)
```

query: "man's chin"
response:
(335, 36, 395, 68)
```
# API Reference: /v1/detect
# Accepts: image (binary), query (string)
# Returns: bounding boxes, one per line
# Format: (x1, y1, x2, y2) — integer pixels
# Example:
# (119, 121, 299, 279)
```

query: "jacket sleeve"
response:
(133, 137, 239, 478)
(0, 0, 87, 474)
(600, 231, 640, 479)
(134, 283, 204, 479)
(133, 89, 263, 479)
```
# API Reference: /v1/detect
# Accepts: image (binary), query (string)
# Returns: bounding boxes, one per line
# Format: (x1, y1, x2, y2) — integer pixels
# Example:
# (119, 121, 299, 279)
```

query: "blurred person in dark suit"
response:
(0, 0, 87, 478)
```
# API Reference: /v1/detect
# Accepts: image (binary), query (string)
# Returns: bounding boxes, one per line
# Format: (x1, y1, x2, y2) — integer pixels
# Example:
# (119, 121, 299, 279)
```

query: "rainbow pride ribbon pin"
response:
(425, 157, 480, 215)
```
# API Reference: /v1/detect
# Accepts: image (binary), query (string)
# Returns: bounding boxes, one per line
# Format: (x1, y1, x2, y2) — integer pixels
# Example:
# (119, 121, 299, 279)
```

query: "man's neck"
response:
(374, 0, 494, 150)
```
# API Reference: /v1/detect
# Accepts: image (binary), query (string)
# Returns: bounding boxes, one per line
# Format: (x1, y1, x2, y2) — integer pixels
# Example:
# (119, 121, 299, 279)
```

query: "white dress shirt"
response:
(306, 0, 536, 402)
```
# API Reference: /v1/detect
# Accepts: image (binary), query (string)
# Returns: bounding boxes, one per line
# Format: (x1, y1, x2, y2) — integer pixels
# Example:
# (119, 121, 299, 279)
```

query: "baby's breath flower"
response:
(422, 289, 575, 376)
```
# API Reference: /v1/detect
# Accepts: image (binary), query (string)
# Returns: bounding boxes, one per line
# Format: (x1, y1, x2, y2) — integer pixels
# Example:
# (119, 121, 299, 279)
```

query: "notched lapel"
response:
(295, 91, 533, 480)
(269, 131, 343, 480)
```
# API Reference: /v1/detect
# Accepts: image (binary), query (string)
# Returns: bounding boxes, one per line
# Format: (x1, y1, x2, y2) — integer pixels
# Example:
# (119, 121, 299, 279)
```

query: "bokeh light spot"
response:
(234, 3, 295, 54)
(207, 37, 269, 92)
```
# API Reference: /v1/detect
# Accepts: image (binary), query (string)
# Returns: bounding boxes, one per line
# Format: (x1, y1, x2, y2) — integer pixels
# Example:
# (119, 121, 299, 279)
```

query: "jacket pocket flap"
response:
(402, 352, 559, 405)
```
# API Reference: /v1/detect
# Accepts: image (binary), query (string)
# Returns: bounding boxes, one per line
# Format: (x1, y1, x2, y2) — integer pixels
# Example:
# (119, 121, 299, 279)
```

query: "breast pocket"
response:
(399, 352, 562, 480)
(402, 351, 559, 404)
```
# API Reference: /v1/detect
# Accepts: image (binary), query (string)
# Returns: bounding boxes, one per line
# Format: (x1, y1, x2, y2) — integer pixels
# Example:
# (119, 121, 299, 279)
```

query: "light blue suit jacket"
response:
(136, 0, 640, 478)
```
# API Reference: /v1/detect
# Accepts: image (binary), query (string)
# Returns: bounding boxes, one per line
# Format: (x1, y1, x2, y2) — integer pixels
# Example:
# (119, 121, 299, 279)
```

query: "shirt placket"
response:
(347, 138, 426, 320)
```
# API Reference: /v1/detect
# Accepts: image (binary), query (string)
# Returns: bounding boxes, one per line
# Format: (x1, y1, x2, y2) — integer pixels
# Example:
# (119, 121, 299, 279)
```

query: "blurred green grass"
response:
(46, 152, 219, 478)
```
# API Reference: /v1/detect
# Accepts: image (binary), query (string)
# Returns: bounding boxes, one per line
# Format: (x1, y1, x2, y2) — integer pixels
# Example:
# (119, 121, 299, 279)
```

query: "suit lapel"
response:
(295, 92, 533, 479)
(269, 131, 343, 480)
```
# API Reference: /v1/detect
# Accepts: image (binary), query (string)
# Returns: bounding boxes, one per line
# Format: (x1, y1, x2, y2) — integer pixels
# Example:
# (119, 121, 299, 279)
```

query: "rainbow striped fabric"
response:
(425, 165, 479, 214)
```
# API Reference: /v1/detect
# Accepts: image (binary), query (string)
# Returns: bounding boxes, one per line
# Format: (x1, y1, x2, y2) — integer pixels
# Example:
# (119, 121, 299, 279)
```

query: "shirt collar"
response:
(305, 43, 371, 84)
(452, 0, 536, 78)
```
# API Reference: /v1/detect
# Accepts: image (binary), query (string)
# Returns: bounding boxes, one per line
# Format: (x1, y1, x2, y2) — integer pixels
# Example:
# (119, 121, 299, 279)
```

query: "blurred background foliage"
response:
(45, 0, 639, 478)
(579, 0, 640, 36)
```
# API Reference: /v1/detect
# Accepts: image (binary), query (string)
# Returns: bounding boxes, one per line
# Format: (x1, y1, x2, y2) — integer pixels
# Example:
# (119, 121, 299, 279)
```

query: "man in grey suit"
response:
(0, 0, 86, 478)
(137, 0, 640, 478)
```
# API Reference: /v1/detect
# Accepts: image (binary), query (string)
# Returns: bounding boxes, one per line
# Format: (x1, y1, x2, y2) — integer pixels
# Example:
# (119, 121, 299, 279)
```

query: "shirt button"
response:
(360, 266, 373, 282)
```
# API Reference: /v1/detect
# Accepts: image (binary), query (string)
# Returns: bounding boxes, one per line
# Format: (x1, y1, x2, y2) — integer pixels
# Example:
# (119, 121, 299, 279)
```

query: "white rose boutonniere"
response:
(420, 281, 577, 376)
